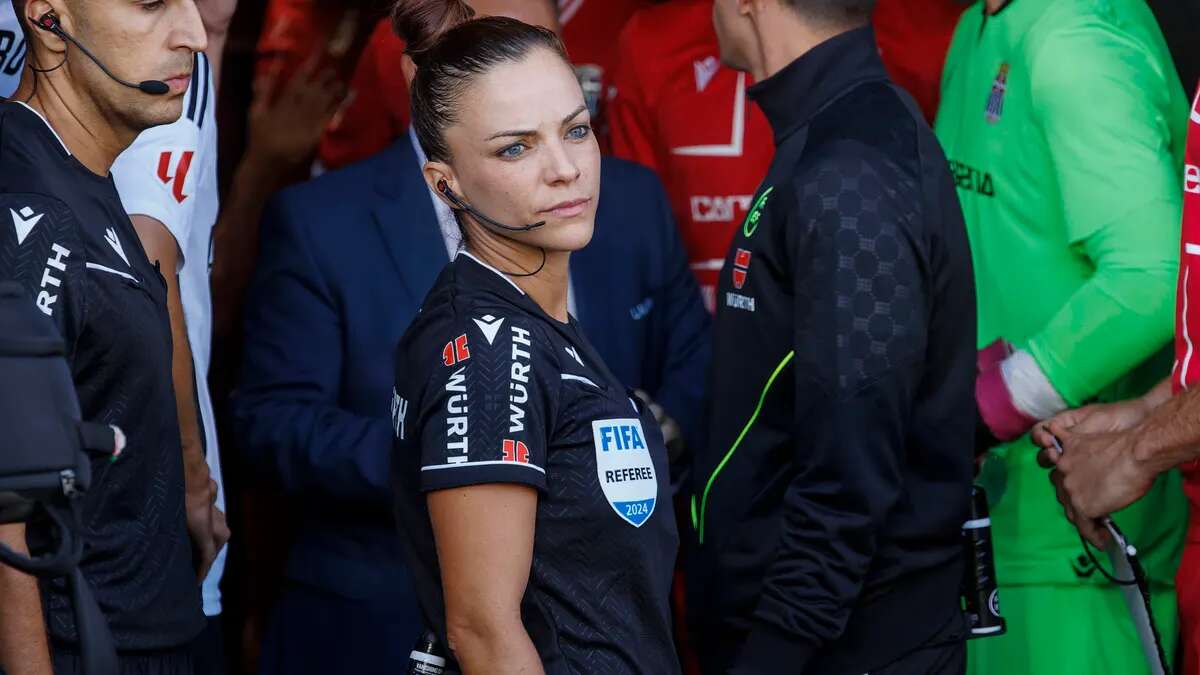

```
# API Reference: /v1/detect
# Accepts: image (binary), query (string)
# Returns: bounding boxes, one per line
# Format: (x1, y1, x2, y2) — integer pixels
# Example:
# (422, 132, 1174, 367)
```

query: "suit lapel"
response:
(372, 135, 449, 304)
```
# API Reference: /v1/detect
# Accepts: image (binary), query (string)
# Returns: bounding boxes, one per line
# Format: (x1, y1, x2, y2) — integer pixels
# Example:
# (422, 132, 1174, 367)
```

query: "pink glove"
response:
(976, 338, 1012, 373)
(976, 364, 1038, 442)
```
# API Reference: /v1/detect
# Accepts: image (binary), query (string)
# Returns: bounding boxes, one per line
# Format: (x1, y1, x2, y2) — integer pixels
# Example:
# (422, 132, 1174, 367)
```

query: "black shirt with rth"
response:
(391, 252, 681, 674)
(0, 101, 204, 649)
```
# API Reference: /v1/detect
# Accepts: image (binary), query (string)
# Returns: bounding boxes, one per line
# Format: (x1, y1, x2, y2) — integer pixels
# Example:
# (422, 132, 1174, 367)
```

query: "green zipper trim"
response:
(696, 351, 795, 544)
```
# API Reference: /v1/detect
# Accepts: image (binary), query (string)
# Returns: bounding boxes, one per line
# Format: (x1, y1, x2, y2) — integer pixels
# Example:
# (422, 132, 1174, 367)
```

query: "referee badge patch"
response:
(593, 418, 657, 527)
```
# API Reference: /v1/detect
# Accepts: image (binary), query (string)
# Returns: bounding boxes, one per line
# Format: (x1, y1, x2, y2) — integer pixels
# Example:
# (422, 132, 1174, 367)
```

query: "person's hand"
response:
(186, 478, 224, 581)
(1037, 429, 1155, 547)
(245, 56, 346, 171)
(1031, 398, 1151, 454)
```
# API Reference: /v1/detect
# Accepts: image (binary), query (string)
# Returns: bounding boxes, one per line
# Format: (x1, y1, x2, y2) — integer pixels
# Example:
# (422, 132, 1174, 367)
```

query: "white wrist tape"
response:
(1000, 349, 1068, 421)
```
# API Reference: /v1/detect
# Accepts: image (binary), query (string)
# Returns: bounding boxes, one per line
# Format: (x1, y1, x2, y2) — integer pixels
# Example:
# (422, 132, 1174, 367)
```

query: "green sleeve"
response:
(1023, 19, 1184, 405)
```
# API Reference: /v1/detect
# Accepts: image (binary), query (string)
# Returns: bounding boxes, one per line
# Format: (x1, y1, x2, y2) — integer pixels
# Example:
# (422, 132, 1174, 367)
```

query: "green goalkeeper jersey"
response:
(935, 0, 1188, 584)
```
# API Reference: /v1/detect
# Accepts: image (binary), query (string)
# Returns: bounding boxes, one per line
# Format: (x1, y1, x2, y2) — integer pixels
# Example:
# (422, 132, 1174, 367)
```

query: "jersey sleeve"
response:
(607, 14, 661, 172)
(413, 311, 560, 493)
(111, 90, 204, 265)
(0, 193, 87, 350)
(1023, 21, 1184, 403)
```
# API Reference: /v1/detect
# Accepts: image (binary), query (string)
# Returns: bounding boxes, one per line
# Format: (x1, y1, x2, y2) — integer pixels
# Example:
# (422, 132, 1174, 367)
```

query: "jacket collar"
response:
(748, 25, 888, 146)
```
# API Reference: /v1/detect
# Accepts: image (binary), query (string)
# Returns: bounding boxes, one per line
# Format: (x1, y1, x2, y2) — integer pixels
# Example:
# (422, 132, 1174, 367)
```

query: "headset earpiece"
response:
(36, 12, 61, 33)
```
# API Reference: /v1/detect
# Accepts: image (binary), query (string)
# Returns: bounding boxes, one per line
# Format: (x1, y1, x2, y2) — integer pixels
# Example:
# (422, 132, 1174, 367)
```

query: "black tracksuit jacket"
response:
(689, 26, 977, 674)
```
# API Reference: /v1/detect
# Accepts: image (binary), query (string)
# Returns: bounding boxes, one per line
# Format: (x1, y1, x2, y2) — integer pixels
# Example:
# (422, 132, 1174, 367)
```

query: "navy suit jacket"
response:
(232, 133, 710, 601)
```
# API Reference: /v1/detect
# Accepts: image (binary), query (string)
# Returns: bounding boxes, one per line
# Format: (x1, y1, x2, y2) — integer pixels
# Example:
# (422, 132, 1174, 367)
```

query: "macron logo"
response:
(104, 228, 130, 267)
(473, 314, 505, 345)
(565, 345, 584, 367)
(693, 56, 719, 93)
(11, 206, 44, 246)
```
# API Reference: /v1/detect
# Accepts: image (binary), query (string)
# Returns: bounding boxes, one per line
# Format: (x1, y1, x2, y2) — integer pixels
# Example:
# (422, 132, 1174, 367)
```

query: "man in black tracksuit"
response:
(690, 2, 977, 673)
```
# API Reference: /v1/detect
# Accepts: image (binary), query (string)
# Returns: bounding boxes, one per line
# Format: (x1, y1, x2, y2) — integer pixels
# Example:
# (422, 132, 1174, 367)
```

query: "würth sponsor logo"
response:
(444, 367, 469, 463)
(36, 243, 71, 317)
(509, 326, 532, 433)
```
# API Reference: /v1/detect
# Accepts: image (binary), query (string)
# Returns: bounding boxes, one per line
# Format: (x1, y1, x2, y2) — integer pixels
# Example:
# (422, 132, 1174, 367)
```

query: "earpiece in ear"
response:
(437, 180, 450, 195)
(36, 12, 59, 32)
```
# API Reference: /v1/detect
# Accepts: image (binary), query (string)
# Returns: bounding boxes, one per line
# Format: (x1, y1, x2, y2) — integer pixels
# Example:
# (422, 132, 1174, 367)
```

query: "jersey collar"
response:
(456, 250, 528, 297)
(747, 25, 888, 146)
(12, 101, 71, 156)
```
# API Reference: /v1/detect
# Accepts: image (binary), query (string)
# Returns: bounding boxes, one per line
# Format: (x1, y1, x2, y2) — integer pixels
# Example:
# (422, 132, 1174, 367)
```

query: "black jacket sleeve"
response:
(735, 143, 930, 672)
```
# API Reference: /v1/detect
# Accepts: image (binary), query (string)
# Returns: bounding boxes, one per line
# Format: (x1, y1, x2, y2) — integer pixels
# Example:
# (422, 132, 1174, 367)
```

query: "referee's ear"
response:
(423, 162, 459, 211)
(22, 0, 70, 59)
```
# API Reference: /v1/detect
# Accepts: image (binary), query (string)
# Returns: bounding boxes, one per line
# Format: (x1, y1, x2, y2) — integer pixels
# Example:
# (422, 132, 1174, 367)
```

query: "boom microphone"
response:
(35, 13, 170, 96)
(437, 180, 545, 232)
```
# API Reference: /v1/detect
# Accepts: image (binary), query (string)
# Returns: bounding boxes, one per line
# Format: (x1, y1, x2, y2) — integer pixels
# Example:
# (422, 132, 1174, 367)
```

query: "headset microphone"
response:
(437, 180, 545, 232)
(34, 13, 170, 96)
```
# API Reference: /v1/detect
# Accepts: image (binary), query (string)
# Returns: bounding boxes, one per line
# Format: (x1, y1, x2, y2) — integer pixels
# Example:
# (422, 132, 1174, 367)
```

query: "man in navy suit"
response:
(231, 5, 709, 674)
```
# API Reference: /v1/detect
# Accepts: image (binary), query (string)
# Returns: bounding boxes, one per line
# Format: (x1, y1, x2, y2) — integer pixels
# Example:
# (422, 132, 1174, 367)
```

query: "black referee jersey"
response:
(391, 252, 681, 675)
(0, 101, 203, 649)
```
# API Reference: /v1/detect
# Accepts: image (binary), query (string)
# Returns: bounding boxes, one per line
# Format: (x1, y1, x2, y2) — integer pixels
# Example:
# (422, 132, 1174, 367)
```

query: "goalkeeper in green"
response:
(935, 0, 1190, 672)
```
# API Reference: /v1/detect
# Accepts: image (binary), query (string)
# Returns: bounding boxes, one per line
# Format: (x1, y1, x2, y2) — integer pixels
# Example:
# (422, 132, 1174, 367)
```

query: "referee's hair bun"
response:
(391, 0, 476, 68)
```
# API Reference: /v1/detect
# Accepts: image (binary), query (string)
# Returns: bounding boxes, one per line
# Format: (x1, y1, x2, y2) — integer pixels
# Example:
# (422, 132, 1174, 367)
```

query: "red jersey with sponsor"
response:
(873, 0, 965, 123)
(1174, 86, 1200, 504)
(607, 0, 775, 312)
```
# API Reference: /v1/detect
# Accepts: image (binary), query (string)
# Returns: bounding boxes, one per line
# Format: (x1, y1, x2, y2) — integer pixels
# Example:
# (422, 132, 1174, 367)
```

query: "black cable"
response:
(1079, 534, 1136, 585)
(503, 248, 547, 278)
(29, 55, 66, 74)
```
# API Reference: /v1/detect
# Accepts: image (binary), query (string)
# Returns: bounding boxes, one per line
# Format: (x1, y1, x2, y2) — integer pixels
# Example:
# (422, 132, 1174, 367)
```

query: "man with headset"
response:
(0, 1, 210, 674)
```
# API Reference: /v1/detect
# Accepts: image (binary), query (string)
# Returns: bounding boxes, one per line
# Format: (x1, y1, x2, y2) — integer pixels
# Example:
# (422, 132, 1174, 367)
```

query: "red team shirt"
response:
(608, 0, 962, 312)
(1175, 85, 1200, 675)
(608, 0, 775, 313)
(873, 0, 964, 124)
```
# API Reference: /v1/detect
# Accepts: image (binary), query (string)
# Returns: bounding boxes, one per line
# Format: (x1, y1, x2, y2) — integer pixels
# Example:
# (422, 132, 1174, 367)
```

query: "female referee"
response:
(387, 2, 680, 674)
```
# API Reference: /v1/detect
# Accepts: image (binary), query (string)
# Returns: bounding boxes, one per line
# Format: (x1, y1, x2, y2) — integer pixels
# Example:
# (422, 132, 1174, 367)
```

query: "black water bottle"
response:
(962, 485, 1006, 639)
(408, 630, 447, 675)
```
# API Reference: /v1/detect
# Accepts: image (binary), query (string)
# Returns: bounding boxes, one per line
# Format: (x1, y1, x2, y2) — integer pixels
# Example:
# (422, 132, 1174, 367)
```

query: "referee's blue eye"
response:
(498, 143, 527, 159)
(566, 124, 592, 141)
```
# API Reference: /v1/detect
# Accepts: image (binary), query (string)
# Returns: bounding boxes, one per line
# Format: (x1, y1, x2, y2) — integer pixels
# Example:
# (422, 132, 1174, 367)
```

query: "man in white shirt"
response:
(111, 2, 237, 670)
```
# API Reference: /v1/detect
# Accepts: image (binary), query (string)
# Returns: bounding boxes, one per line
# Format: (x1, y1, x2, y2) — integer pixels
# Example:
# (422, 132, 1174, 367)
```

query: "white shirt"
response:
(111, 52, 225, 617)
(0, 3, 26, 99)
(408, 126, 577, 315)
